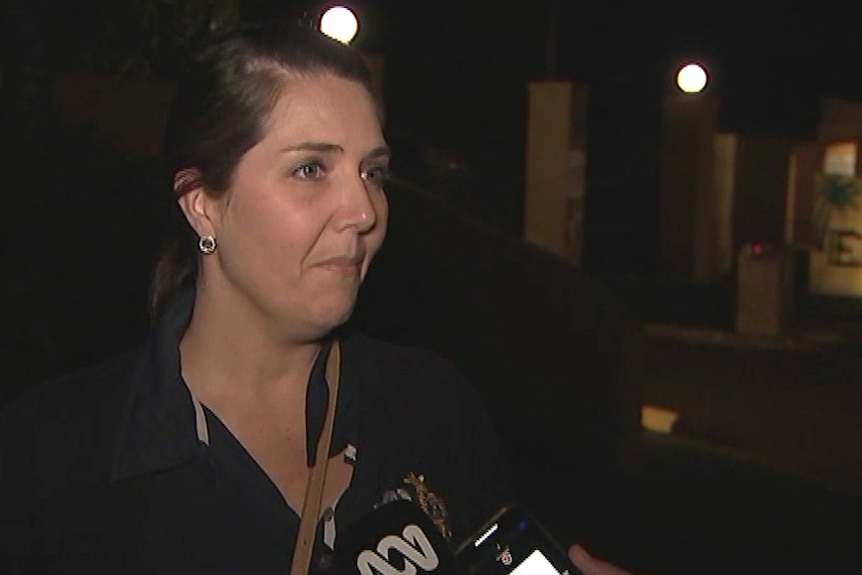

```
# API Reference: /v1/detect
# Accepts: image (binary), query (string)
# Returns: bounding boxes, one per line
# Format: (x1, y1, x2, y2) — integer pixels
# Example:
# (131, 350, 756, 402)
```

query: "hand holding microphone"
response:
(336, 499, 635, 575)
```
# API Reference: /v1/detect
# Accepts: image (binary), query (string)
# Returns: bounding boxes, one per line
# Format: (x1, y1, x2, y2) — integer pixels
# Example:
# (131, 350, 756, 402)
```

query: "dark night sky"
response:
(366, 2, 862, 132)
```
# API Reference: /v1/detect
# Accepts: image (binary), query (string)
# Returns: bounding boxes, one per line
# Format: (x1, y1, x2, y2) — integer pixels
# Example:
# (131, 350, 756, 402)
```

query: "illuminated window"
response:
(824, 142, 857, 176)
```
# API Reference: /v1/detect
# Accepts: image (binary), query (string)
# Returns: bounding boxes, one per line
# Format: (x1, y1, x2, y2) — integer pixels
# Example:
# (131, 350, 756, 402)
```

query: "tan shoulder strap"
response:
(289, 340, 341, 575)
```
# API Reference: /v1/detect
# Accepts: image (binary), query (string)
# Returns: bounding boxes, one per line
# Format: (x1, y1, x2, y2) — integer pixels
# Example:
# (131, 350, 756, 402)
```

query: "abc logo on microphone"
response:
(336, 499, 459, 575)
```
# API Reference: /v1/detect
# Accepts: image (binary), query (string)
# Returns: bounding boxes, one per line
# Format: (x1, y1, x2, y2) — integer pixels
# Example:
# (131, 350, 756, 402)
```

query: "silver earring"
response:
(198, 235, 217, 254)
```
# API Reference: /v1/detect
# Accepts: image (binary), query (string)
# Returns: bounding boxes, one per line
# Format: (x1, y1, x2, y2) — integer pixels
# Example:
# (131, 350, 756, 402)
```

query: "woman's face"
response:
(198, 73, 389, 340)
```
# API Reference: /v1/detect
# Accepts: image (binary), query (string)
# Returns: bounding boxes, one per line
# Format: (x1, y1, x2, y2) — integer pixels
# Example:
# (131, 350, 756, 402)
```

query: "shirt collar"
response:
(110, 288, 358, 483)
(110, 288, 199, 482)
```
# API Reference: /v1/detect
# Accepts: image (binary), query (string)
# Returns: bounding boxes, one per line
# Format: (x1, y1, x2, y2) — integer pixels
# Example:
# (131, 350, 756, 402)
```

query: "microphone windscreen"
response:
(336, 499, 460, 575)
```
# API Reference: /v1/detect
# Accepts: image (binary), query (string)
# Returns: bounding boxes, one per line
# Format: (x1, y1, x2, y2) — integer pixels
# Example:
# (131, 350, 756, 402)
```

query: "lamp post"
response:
(659, 60, 720, 279)
(318, 5, 384, 109)
(675, 63, 708, 94)
(319, 5, 359, 45)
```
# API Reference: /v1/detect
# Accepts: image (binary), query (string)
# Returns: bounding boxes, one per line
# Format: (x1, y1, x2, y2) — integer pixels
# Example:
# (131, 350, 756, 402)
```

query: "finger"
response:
(568, 544, 636, 575)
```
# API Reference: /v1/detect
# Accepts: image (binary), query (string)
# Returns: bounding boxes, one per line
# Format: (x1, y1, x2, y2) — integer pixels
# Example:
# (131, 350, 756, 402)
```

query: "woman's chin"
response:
(306, 300, 358, 335)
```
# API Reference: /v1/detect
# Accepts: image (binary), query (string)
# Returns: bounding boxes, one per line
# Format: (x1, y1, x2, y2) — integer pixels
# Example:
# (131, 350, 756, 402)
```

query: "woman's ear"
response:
(174, 168, 216, 238)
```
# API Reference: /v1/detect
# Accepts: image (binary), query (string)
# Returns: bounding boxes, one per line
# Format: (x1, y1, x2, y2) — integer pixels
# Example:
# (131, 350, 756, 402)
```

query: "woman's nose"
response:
(338, 174, 379, 233)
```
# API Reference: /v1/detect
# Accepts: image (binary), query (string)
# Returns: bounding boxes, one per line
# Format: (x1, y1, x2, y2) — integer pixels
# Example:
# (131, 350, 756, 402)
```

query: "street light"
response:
(319, 6, 359, 45)
(676, 63, 708, 94)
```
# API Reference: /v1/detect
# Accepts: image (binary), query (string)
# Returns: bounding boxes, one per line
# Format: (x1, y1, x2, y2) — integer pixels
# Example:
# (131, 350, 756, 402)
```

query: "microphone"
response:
(336, 499, 460, 575)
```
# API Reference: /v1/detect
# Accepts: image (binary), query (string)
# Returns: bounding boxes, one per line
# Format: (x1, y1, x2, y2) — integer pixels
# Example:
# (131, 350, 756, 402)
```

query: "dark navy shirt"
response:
(0, 292, 511, 574)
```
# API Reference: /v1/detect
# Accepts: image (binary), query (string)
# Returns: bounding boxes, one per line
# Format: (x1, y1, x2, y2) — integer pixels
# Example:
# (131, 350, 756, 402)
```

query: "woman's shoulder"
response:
(339, 332, 498, 447)
(0, 347, 144, 458)
(342, 333, 478, 400)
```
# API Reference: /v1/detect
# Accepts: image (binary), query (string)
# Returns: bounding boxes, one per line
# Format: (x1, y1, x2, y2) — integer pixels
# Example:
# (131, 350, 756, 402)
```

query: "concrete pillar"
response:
(524, 81, 588, 265)
(785, 143, 824, 247)
(736, 244, 794, 335)
(659, 94, 719, 280)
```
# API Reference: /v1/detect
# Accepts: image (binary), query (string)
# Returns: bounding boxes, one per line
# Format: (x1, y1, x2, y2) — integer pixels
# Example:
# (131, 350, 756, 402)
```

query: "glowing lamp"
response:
(676, 63, 708, 93)
(319, 6, 359, 45)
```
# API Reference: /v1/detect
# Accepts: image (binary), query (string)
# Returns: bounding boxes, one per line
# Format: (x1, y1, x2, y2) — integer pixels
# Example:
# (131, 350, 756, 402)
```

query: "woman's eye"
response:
(361, 165, 390, 187)
(293, 162, 326, 180)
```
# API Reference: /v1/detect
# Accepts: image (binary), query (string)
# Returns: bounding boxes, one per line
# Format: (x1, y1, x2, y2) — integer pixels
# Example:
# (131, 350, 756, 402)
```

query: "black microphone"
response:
(336, 499, 460, 575)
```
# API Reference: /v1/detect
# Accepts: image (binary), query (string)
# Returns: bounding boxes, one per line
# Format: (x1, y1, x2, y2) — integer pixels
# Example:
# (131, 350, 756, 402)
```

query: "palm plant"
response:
(813, 173, 862, 250)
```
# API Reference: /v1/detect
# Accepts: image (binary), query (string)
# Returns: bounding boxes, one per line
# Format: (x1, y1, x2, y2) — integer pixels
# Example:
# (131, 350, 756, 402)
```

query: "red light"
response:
(751, 242, 764, 255)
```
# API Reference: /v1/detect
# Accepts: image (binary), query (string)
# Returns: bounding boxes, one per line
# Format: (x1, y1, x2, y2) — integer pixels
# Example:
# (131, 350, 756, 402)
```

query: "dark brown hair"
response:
(149, 21, 377, 319)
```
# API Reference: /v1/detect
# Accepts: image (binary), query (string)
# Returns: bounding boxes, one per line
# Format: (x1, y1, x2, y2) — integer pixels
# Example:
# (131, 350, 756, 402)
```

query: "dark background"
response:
(3, 3, 862, 574)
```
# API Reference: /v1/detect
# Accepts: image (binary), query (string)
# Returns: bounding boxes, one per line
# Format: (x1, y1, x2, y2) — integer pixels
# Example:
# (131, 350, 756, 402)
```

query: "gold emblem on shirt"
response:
(403, 472, 451, 541)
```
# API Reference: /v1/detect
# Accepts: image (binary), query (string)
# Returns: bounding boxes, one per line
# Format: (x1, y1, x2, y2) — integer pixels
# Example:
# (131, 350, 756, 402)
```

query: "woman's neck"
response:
(179, 283, 322, 401)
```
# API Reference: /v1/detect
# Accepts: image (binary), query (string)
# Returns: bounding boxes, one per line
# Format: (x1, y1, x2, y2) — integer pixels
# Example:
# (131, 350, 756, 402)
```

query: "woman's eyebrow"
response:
(364, 145, 391, 160)
(278, 143, 390, 160)
(279, 142, 344, 154)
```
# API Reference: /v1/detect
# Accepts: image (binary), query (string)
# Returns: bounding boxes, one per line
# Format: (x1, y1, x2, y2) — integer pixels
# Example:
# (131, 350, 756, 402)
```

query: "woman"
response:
(0, 20, 629, 575)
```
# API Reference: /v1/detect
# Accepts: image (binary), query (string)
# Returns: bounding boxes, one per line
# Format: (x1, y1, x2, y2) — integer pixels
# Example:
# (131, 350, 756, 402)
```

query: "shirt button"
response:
(318, 550, 337, 572)
(322, 507, 334, 522)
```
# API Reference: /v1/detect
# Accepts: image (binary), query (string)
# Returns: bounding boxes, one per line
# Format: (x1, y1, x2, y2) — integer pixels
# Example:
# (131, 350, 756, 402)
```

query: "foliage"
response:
(51, 0, 240, 77)
(813, 173, 862, 249)
(821, 174, 860, 210)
